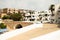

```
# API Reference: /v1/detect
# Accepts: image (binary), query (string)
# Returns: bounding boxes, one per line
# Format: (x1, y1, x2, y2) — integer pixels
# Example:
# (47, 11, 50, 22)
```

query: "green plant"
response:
(2, 15, 10, 20)
(2, 13, 23, 21)
(0, 23, 6, 29)
(49, 4, 55, 14)
(10, 13, 22, 21)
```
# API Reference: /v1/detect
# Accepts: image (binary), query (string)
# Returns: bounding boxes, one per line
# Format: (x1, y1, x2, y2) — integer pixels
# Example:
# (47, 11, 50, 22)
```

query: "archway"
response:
(15, 24, 22, 29)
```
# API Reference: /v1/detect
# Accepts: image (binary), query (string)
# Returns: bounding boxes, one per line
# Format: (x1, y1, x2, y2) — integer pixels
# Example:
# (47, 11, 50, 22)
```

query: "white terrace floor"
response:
(31, 30, 60, 40)
(0, 23, 60, 40)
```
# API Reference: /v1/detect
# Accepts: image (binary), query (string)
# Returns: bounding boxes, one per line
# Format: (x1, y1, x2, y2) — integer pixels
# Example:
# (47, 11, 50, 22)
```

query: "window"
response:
(40, 17, 42, 20)
(33, 16, 34, 17)
(51, 14, 54, 16)
(30, 19, 35, 21)
(51, 19, 54, 21)
(45, 18, 48, 21)
(45, 14, 48, 16)
(39, 15, 41, 16)
(27, 16, 31, 18)
(59, 7, 60, 9)
(58, 10, 60, 12)
(37, 19, 40, 21)
(58, 17, 60, 19)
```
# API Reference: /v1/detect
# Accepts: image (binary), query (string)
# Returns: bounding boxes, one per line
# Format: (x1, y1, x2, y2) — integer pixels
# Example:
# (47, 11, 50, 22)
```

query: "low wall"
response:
(3, 21, 33, 31)
(3, 20, 59, 31)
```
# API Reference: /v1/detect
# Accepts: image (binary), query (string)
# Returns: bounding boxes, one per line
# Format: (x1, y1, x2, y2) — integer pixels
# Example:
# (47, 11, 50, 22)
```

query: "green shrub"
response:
(10, 13, 22, 21)
(2, 15, 10, 20)
(0, 23, 6, 29)
(2, 13, 23, 21)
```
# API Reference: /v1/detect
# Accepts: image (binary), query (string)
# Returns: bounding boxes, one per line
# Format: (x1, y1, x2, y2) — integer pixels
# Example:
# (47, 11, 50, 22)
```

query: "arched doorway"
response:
(15, 24, 22, 29)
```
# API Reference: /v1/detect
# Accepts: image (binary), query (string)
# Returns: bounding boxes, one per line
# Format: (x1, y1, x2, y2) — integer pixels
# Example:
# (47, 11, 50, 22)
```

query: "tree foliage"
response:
(2, 13, 23, 21)
(0, 23, 6, 29)
(49, 4, 55, 11)
(10, 13, 22, 21)
(49, 4, 55, 15)
(2, 15, 10, 20)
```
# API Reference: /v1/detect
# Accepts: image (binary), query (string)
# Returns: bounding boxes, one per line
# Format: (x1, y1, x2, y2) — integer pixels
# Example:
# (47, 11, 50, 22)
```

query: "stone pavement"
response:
(7, 24, 60, 40)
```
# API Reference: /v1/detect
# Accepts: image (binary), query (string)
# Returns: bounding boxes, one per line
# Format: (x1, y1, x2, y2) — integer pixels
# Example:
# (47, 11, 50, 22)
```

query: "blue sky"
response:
(0, 0, 59, 11)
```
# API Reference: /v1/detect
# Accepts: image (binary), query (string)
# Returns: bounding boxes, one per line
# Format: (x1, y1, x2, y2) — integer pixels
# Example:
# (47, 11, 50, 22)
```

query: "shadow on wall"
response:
(15, 24, 22, 29)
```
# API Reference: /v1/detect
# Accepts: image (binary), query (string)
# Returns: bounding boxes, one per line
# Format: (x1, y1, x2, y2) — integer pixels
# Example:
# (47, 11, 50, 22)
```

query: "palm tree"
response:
(49, 4, 55, 16)
(49, 4, 55, 23)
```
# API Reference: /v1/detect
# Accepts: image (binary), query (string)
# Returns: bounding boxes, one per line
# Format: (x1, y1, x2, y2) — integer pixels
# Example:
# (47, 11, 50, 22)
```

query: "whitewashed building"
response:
(1, 4, 60, 24)
(24, 10, 52, 23)
(55, 4, 60, 23)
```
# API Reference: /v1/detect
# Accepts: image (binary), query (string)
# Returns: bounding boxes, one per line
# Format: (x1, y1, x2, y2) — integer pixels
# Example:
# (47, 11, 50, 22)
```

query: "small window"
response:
(59, 7, 60, 9)
(13, 12, 15, 13)
(33, 16, 34, 17)
(45, 14, 48, 16)
(58, 17, 60, 19)
(58, 10, 60, 12)
(27, 16, 31, 18)
(51, 14, 54, 16)
(37, 19, 40, 21)
(40, 17, 42, 20)
(45, 18, 48, 21)
(39, 15, 41, 16)
(30, 19, 35, 21)
(51, 19, 54, 21)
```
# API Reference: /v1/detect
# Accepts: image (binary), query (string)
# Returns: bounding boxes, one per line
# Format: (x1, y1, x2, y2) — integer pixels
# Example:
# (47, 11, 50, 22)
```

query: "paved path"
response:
(0, 23, 43, 40)
(31, 30, 60, 40)
(0, 23, 60, 40)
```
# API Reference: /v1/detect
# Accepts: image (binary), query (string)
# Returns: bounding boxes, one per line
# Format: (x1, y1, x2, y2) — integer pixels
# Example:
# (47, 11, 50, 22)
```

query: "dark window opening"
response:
(40, 17, 42, 20)
(45, 14, 48, 16)
(37, 19, 40, 21)
(13, 12, 15, 13)
(45, 18, 48, 21)
(30, 19, 35, 21)
(27, 16, 31, 18)
(59, 7, 60, 9)
(58, 10, 60, 12)
(41, 21, 42, 23)
(58, 17, 60, 19)
(51, 19, 54, 21)
(33, 16, 34, 17)
(39, 15, 41, 16)
(51, 14, 54, 16)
